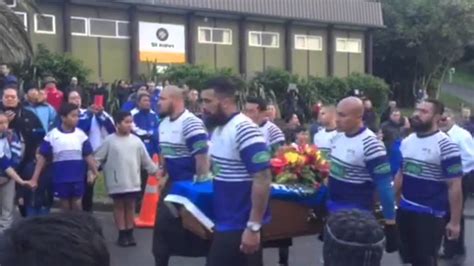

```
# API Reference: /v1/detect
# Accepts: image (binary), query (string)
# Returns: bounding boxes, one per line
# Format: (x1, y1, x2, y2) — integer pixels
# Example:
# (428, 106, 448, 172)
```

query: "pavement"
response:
(95, 199, 474, 266)
(442, 83, 474, 105)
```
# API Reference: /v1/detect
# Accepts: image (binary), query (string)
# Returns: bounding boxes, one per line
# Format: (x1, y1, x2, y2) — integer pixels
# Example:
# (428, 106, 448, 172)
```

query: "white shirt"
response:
(313, 128, 338, 156)
(447, 124, 474, 174)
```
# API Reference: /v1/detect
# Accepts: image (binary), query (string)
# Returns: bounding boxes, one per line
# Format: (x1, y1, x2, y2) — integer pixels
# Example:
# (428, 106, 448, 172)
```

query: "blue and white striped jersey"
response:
(210, 113, 271, 232)
(159, 110, 208, 182)
(260, 120, 285, 149)
(328, 127, 391, 212)
(39, 127, 93, 183)
(313, 128, 338, 158)
(399, 131, 462, 216)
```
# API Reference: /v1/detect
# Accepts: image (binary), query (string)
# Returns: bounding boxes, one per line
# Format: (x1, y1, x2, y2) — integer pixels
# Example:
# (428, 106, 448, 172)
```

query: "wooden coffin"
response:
(180, 199, 324, 241)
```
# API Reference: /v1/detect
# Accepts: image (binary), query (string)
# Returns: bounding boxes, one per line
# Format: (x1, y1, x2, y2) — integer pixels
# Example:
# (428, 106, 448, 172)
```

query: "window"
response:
(14, 11, 27, 30)
(34, 14, 55, 34)
(71, 17, 87, 36)
(198, 27, 232, 45)
(89, 18, 129, 38)
(335, 38, 362, 53)
(294, 35, 322, 51)
(249, 31, 279, 48)
(5, 0, 16, 7)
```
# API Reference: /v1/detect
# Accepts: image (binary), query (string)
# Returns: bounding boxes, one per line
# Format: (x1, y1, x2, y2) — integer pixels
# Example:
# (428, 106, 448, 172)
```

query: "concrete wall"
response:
(333, 29, 365, 78)
(28, 3, 64, 54)
(193, 16, 239, 72)
(291, 25, 327, 78)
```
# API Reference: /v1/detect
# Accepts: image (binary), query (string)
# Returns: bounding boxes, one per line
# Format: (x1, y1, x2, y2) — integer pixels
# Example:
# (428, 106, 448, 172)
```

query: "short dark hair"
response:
(246, 96, 267, 111)
(0, 212, 110, 266)
(137, 93, 150, 103)
(114, 111, 132, 125)
(425, 99, 444, 115)
(294, 125, 308, 134)
(58, 103, 79, 117)
(323, 210, 384, 266)
(204, 77, 237, 100)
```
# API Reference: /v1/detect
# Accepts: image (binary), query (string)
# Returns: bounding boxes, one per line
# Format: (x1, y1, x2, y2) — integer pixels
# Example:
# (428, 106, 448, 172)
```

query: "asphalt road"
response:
(94, 209, 474, 266)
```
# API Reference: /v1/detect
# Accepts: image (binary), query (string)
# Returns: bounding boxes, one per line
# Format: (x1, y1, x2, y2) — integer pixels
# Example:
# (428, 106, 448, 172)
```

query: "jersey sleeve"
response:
(39, 133, 53, 157)
(0, 141, 12, 171)
(268, 124, 285, 146)
(183, 116, 209, 155)
(439, 137, 463, 179)
(236, 121, 270, 174)
(363, 135, 392, 181)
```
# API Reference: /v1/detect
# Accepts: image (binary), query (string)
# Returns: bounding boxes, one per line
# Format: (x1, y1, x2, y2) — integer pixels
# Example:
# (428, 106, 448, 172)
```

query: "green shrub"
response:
(345, 73, 390, 111)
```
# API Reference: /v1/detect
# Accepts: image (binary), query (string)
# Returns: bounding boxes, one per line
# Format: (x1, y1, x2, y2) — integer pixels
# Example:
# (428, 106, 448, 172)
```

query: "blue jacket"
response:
(150, 90, 161, 113)
(131, 107, 160, 156)
(24, 101, 57, 133)
(389, 139, 402, 177)
(121, 100, 136, 112)
(77, 108, 115, 135)
(0, 131, 22, 178)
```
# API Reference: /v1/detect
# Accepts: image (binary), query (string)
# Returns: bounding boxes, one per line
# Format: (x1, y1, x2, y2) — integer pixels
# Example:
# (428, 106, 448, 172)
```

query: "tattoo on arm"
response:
(249, 169, 272, 224)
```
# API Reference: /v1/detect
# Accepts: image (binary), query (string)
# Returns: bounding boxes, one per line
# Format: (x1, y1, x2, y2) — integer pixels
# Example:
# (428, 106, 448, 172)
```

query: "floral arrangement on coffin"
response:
(270, 144, 330, 190)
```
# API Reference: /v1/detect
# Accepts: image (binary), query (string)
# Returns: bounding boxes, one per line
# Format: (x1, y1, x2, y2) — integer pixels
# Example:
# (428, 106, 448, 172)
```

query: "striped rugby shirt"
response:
(158, 110, 208, 181)
(210, 113, 271, 232)
(39, 127, 93, 183)
(259, 120, 285, 152)
(328, 127, 392, 212)
(313, 128, 338, 159)
(399, 131, 462, 216)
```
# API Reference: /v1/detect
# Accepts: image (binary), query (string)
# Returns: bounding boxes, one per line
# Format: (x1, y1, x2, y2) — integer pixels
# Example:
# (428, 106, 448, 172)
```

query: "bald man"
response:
(329, 97, 398, 253)
(152, 86, 211, 266)
(313, 105, 337, 159)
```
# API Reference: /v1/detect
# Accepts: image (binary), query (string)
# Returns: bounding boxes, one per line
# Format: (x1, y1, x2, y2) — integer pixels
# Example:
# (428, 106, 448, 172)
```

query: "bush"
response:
(15, 44, 91, 89)
(345, 73, 390, 111)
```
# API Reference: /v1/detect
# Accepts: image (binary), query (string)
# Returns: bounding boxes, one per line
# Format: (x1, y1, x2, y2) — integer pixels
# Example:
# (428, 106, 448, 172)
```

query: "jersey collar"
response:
(345, 127, 366, 138)
(170, 109, 186, 122)
(416, 130, 439, 138)
(58, 126, 75, 134)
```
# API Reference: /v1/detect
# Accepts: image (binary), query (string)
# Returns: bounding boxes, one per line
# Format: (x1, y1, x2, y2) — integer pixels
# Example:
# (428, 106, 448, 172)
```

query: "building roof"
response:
(114, 0, 384, 28)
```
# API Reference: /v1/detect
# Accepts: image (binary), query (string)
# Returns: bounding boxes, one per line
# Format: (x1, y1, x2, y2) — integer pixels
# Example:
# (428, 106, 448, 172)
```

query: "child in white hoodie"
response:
(94, 111, 158, 247)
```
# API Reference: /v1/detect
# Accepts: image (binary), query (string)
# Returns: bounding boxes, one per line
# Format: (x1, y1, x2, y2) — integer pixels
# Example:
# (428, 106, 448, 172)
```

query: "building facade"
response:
(8, 0, 383, 82)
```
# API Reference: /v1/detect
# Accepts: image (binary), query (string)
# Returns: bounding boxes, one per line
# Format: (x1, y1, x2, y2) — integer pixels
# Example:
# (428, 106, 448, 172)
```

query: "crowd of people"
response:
(0, 62, 473, 266)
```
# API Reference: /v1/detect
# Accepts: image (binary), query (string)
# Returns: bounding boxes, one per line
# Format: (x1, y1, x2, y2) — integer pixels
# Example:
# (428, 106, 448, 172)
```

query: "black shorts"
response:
(208, 230, 263, 266)
(110, 192, 140, 200)
(397, 209, 445, 265)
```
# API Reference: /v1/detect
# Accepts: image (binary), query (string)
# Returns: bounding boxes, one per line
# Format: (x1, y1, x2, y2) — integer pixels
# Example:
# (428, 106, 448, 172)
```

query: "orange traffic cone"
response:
(135, 156, 160, 228)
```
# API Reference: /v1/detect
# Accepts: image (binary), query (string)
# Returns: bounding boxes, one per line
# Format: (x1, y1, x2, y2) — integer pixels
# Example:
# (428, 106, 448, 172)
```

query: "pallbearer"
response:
(201, 77, 272, 266)
(152, 85, 211, 266)
(329, 97, 399, 253)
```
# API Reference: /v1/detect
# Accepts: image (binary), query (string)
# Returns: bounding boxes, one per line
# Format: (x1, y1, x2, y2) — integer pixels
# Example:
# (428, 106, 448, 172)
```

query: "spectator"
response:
(267, 103, 286, 130)
(63, 77, 84, 102)
(68, 91, 115, 212)
(309, 102, 322, 143)
(130, 93, 160, 208)
(23, 86, 57, 133)
(0, 111, 31, 232)
(380, 109, 408, 153)
(323, 210, 385, 266)
(18, 148, 53, 217)
(94, 111, 158, 247)
(43, 77, 64, 112)
(363, 98, 378, 133)
(121, 84, 147, 112)
(283, 113, 301, 144)
(147, 81, 160, 113)
(0, 86, 45, 172)
(461, 107, 474, 135)
(380, 100, 397, 124)
(187, 89, 203, 118)
(0, 212, 110, 266)
(0, 64, 17, 92)
(291, 125, 310, 151)
(30, 103, 100, 211)
(116, 80, 131, 107)
(280, 84, 309, 123)
(89, 82, 109, 110)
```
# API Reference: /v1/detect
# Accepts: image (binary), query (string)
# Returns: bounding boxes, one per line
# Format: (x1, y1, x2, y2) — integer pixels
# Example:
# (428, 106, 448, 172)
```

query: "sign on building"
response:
(139, 22, 185, 63)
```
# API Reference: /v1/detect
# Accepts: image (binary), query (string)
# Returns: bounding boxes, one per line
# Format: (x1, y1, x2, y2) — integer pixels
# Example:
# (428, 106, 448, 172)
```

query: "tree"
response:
(374, 0, 474, 105)
(0, 0, 35, 64)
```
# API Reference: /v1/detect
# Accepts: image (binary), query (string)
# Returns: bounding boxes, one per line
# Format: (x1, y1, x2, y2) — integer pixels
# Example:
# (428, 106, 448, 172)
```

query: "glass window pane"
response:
(336, 39, 346, 52)
(222, 30, 231, 44)
(117, 22, 129, 37)
(250, 32, 260, 46)
(90, 19, 116, 37)
(295, 36, 306, 49)
(199, 28, 211, 42)
(71, 18, 86, 34)
(5, 0, 15, 7)
(262, 33, 277, 47)
(15, 13, 26, 29)
(347, 39, 361, 53)
(212, 29, 224, 43)
(36, 15, 54, 32)
(307, 36, 321, 50)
